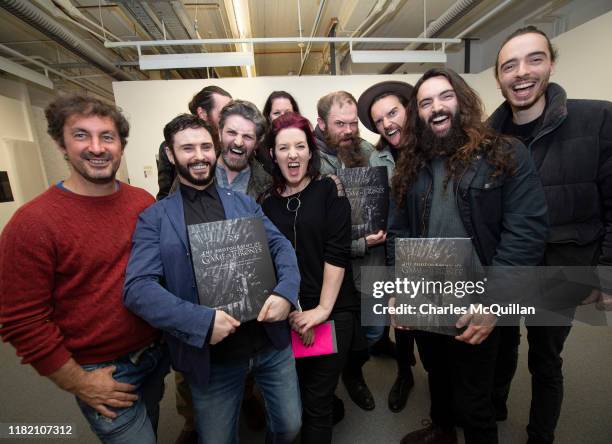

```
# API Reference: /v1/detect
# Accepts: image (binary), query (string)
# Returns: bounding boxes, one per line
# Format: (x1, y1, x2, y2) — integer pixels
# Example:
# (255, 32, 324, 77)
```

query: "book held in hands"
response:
(336, 166, 389, 240)
(394, 237, 477, 336)
(187, 217, 276, 322)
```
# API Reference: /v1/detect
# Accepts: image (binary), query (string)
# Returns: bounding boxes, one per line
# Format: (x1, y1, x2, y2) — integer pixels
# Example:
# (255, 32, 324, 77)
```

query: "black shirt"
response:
(501, 114, 543, 148)
(180, 182, 271, 362)
(262, 177, 359, 312)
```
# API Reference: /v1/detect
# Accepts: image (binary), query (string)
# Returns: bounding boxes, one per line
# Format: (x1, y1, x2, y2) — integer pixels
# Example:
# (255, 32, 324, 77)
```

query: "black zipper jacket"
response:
(387, 138, 549, 269)
(489, 83, 612, 269)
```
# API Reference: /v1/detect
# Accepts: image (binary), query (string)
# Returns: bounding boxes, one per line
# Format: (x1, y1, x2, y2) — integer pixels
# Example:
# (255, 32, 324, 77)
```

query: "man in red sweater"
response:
(0, 94, 169, 443)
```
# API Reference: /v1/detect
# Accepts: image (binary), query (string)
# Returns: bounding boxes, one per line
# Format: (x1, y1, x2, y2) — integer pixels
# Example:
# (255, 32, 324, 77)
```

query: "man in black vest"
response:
(489, 26, 612, 444)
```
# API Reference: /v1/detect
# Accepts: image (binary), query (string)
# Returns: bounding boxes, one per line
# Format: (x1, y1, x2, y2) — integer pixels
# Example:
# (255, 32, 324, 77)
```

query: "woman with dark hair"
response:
(263, 91, 301, 124)
(261, 112, 360, 443)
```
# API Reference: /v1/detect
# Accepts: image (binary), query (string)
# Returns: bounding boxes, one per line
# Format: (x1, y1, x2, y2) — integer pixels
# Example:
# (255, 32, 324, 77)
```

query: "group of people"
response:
(1, 25, 610, 444)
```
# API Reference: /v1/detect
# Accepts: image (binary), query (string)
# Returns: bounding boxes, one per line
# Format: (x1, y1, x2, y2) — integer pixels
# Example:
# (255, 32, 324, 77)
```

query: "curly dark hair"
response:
(263, 112, 321, 196)
(392, 68, 516, 204)
(45, 94, 130, 148)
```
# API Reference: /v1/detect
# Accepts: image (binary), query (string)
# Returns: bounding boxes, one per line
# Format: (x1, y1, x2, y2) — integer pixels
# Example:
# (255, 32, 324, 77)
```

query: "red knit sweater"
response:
(0, 183, 158, 375)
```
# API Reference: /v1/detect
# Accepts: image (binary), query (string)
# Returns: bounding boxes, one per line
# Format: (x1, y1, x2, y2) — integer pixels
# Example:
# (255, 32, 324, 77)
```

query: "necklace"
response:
(286, 192, 302, 252)
(283, 177, 311, 253)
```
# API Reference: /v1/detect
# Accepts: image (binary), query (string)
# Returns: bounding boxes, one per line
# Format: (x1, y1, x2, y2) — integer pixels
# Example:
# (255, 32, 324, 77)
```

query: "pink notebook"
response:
(291, 321, 338, 358)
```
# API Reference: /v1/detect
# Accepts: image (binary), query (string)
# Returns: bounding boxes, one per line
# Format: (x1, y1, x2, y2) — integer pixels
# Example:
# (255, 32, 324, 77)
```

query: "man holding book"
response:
(387, 68, 548, 444)
(124, 113, 302, 444)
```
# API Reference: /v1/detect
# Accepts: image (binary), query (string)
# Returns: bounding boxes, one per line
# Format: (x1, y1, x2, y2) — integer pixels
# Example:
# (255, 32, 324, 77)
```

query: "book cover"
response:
(187, 217, 277, 322)
(336, 166, 389, 240)
(394, 238, 476, 336)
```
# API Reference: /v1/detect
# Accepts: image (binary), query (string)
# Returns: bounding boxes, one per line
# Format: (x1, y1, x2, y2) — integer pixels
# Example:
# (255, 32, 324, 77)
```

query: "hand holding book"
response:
(257, 294, 291, 322)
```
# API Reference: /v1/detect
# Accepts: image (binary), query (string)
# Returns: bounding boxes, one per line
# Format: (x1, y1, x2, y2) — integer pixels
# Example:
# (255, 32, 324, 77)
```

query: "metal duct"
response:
(380, 0, 481, 74)
(0, 0, 136, 81)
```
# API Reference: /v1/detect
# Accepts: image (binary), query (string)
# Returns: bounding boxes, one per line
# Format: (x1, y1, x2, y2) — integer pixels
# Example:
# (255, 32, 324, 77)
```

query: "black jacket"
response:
(489, 83, 612, 268)
(387, 139, 549, 269)
(156, 141, 175, 201)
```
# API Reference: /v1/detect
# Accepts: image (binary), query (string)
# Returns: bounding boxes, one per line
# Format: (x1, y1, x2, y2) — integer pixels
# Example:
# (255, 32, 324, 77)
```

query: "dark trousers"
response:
(453, 329, 501, 444)
(296, 311, 355, 444)
(395, 328, 417, 376)
(496, 324, 572, 444)
(414, 329, 501, 444)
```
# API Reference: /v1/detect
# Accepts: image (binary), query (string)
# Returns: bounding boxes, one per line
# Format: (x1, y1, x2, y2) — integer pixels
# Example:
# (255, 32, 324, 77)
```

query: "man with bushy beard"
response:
(314, 91, 377, 416)
(387, 68, 548, 444)
(215, 100, 272, 200)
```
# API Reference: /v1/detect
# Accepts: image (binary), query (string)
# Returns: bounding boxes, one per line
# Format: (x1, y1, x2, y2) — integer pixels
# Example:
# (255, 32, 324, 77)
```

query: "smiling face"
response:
(269, 97, 294, 122)
(370, 94, 407, 147)
(416, 76, 459, 138)
(167, 126, 217, 189)
(219, 114, 257, 172)
(496, 32, 554, 114)
(60, 114, 123, 187)
(272, 127, 312, 190)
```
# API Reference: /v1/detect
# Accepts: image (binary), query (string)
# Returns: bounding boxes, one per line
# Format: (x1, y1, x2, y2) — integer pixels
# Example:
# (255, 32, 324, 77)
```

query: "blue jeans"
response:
(190, 345, 301, 444)
(76, 342, 170, 444)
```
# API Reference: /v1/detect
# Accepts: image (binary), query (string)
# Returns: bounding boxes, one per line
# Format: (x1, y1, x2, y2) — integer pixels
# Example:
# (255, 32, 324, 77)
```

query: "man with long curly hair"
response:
(387, 68, 549, 444)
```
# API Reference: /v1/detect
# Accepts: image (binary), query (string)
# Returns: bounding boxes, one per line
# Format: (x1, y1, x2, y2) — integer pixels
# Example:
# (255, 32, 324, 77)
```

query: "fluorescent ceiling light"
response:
(139, 52, 254, 70)
(350, 50, 447, 64)
(0, 55, 53, 89)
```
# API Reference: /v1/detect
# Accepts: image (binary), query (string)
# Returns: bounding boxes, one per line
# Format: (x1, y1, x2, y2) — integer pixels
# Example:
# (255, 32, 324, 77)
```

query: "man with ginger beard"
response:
(314, 91, 377, 415)
(387, 68, 548, 444)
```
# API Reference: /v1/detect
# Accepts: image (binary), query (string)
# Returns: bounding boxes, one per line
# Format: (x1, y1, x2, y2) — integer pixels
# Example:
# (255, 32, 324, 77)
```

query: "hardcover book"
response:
(394, 238, 476, 336)
(336, 166, 389, 240)
(187, 217, 276, 322)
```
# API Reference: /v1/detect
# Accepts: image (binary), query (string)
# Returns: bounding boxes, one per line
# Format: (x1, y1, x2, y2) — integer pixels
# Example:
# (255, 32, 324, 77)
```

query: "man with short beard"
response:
(388, 68, 548, 444)
(489, 26, 612, 444)
(215, 100, 272, 200)
(124, 113, 301, 444)
(314, 91, 378, 414)
(157, 85, 232, 201)
(0, 94, 170, 443)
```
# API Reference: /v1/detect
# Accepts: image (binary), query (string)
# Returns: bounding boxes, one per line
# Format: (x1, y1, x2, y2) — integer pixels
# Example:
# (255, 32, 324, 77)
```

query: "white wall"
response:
(114, 10, 612, 197)
(470, 10, 612, 116)
(0, 79, 47, 230)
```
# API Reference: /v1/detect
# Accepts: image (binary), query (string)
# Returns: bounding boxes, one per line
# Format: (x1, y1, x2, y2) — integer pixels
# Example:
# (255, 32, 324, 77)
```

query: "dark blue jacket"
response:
(387, 139, 549, 268)
(124, 186, 299, 388)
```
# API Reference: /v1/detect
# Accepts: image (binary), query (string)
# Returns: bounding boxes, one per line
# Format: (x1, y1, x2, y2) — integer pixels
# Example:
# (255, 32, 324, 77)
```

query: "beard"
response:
(221, 142, 250, 172)
(71, 151, 120, 185)
(324, 130, 367, 168)
(175, 158, 216, 187)
(417, 112, 467, 159)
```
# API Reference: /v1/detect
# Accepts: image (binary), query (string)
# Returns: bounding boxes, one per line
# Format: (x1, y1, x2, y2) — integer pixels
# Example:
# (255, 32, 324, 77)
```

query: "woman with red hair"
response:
(261, 112, 361, 443)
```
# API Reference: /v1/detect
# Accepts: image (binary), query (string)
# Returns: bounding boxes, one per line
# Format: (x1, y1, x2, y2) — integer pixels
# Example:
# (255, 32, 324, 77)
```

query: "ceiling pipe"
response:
(0, 0, 136, 81)
(298, 0, 327, 76)
(0, 43, 115, 99)
(380, 0, 481, 74)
